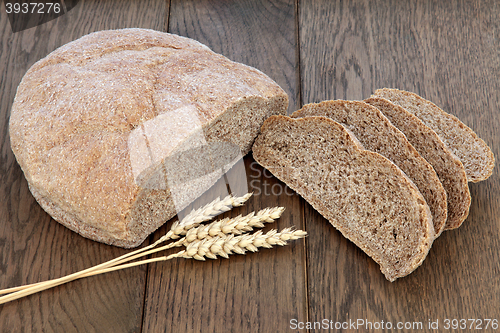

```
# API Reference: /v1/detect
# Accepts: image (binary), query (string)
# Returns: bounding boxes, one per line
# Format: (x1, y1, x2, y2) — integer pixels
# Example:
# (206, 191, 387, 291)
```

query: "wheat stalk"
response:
(0, 227, 306, 304)
(0, 192, 306, 306)
(0, 193, 252, 297)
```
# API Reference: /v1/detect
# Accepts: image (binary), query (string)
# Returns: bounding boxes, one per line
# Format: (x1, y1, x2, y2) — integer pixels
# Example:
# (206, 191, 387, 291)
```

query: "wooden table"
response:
(1, 1, 498, 332)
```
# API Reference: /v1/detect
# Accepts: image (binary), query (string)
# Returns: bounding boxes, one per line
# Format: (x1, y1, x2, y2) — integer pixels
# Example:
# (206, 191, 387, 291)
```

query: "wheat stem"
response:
(0, 242, 159, 296)
(0, 227, 305, 305)
(0, 194, 254, 298)
(0, 252, 187, 305)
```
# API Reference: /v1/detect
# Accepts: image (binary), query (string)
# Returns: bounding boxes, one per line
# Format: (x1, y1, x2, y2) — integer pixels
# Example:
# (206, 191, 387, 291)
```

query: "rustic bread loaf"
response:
(373, 88, 495, 182)
(291, 100, 447, 237)
(9, 28, 288, 248)
(365, 97, 471, 229)
(252, 115, 434, 281)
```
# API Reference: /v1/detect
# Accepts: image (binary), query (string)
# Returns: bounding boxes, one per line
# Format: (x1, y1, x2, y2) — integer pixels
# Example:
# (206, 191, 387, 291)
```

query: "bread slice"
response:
(373, 88, 495, 182)
(252, 115, 434, 281)
(365, 97, 470, 229)
(291, 100, 447, 237)
(9, 29, 288, 248)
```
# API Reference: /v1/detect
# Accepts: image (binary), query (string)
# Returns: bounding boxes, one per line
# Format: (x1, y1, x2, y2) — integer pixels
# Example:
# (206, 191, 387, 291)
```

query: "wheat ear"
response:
(181, 227, 307, 260)
(183, 207, 285, 243)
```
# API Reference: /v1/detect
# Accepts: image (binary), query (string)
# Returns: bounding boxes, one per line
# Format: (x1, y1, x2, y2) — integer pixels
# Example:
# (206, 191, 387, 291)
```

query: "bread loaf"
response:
(9, 28, 288, 248)
(373, 88, 495, 182)
(252, 115, 434, 281)
(365, 97, 471, 229)
(291, 100, 448, 236)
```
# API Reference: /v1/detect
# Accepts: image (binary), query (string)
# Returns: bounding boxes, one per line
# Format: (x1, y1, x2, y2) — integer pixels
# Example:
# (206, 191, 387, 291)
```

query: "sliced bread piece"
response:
(365, 97, 471, 230)
(252, 115, 434, 281)
(373, 88, 495, 182)
(291, 100, 447, 237)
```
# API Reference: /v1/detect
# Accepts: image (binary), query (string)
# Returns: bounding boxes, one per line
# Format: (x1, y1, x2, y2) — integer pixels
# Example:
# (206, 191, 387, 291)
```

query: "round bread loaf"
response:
(9, 28, 288, 248)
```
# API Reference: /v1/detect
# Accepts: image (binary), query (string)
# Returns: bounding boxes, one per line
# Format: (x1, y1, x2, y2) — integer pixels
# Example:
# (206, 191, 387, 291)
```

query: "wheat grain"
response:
(155, 193, 253, 245)
(181, 228, 307, 261)
(183, 207, 285, 243)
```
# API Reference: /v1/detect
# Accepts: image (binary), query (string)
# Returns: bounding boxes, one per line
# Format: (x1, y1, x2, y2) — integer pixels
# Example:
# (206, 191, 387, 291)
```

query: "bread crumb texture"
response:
(9, 28, 288, 248)
(374, 88, 495, 182)
(291, 100, 448, 237)
(364, 96, 471, 230)
(253, 115, 434, 281)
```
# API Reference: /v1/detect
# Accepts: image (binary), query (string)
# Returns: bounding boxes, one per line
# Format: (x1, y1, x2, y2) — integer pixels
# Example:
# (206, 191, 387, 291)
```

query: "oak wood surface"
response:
(300, 0, 500, 329)
(0, 0, 498, 332)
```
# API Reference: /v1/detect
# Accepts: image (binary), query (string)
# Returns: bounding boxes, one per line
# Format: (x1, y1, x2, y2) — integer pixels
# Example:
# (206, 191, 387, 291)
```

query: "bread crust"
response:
(9, 29, 288, 248)
(253, 115, 434, 281)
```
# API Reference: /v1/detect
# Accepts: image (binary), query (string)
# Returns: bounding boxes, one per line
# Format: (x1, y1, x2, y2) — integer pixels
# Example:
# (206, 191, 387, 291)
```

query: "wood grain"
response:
(141, 1, 306, 332)
(0, 1, 166, 332)
(300, 0, 500, 326)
